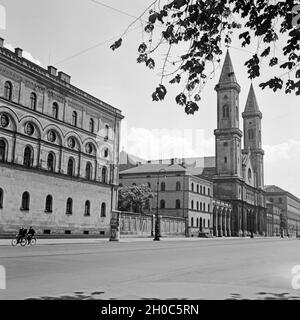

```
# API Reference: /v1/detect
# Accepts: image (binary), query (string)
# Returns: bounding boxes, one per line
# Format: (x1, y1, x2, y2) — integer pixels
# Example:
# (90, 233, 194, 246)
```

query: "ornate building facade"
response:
(0, 39, 123, 235)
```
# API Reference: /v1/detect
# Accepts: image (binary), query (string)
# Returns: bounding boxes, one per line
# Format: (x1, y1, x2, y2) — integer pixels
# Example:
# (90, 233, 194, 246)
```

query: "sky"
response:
(0, 0, 299, 197)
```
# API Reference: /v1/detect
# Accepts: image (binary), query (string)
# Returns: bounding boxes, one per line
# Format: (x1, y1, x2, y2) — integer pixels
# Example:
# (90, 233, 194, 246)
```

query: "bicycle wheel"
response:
(11, 239, 18, 246)
(30, 238, 36, 246)
(20, 238, 27, 246)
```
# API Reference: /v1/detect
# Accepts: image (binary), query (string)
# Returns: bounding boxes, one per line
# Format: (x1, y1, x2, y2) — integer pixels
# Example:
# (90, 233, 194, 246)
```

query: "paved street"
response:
(1, 237, 300, 300)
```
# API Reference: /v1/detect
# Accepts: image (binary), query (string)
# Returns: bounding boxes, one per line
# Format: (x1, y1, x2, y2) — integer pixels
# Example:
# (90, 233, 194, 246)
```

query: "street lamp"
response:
(153, 168, 167, 241)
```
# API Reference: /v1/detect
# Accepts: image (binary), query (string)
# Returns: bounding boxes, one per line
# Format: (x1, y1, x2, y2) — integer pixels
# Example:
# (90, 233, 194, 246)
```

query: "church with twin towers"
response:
(213, 49, 266, 236)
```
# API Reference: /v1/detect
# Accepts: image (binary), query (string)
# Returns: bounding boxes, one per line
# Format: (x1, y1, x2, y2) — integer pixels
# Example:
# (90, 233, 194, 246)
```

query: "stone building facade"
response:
(264, 185, 300, 237)
(0, 39, 123, 235)
(266, 202, 282, 237)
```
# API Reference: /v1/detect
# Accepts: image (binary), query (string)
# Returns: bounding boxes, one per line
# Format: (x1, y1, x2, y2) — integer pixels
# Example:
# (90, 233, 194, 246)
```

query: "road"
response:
(1, 237, 300, 300)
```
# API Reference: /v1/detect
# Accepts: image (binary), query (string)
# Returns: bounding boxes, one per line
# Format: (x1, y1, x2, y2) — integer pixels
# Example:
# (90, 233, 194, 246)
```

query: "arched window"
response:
(30, 92, 37, 110)
(208, 188, 210, 196)
(105, 124, 109, 139)
(23, 146, 33, 167)
(200, 202, 202, 211)
(85, 162, 92, 180)
(160, 199, 165, 209)
(176, 199, 180, 209)
(45, 195, 53, 212)
(47, 153, 55, 172)
(191, 183, 194, 192)
(191, 200, 194, 209)
(208, 204, 210, 212)
(0, 140, 6, 162)
(248, 129, 254, 140)
(67, 158, 74, 176)
(101, 202, 106, 217)
(66, 198, 73, 214)
(236, 106, 239, 121)
(197, 202, 199, 211)
(89, 118, 94, 133)
(191, 217, 194, 227)
(161, 182, 166, 192)
(197, 184, 199, 193)
(84, 200, 90, 216)
(0, 188, 3, 208)
(200, 186, 203, 194)
(222, 104, 229, 118)
(203, 219, 206, 228)
(52, 102, 59, 119)
(176, 181, 181, 191)
(203, 203, 206, 211)
(102, 167, 107, 183)
(196, 218, 199, 227)
(4, 81, 12, 100)
(200, 217, 203, 231)
(248, 168, 252, 181)
(104, 148, 109, 158)
(203, 186, 206, 195)
(21, 192, 30, 210)
(72, 111, 77, 127)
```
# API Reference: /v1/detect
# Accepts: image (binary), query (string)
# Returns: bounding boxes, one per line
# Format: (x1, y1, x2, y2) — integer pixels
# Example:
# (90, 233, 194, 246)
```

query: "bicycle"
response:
(11, 235, 27, 247)
(25, 235, 37, 246)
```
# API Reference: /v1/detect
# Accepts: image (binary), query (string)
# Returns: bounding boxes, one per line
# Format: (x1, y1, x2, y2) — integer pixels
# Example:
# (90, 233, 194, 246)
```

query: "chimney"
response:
(170, 158, 175, 165)
(48, 66, 57, 76)
(15, 48, 23, 58)
(58, 71, 71, 84)
(0, 38, 4, 48)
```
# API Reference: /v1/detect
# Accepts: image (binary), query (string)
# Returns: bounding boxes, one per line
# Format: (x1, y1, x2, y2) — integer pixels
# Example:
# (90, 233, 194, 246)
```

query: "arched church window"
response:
(222, 105, 229, 118)
(248, 129, 254, 140)
(248, 168, 252, 182)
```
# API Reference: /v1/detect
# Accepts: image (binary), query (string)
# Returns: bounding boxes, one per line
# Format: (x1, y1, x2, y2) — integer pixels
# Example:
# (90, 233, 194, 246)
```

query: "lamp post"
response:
(153, 168, 166, 241)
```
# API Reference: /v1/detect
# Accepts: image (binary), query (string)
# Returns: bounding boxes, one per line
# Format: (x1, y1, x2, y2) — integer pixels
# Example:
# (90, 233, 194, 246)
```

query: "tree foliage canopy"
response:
(118, 184, 154, 213)
(111, 0, 300, 114)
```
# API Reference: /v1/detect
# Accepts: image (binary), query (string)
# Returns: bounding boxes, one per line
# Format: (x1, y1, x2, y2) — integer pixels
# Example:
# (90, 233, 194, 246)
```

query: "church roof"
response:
(244, 83, 260, 113)
(119, 163, 187, 175)
(218, 50, 238, 85)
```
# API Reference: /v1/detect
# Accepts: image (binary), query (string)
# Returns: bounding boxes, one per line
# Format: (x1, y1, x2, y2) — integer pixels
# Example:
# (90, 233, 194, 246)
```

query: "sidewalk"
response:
(0, 235, 290, 246)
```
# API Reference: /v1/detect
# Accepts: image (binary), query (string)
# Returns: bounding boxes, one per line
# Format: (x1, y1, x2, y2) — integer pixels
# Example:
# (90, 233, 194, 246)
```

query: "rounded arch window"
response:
(25, 123, 35, 136)
(86, 143, 93, 154)
(68, 137, 76, 149)
(30, 92, 37, 110)
(47, 130, 57, 143)
(222, 104, 229, 118)
(4, 81, 12, 100)
(248, 168, 252, 181)
(0, 114, 9, 128)
(0, 139, 6, 162)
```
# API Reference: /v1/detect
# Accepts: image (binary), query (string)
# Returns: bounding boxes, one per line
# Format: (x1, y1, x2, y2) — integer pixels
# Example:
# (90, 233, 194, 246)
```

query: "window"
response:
(161, 182, 166, 192)
(279, 197, 282, 204)
(72, 111, 77, 127)
(191, 183, 194, 192)
(160, 199, 165, 209)
(191, 217, 194, 227)
(104, 148, 109, 158)
(236, 106, 239, 121)
(52, 103, 59, 119)
(196, 218, 199, 227)
(23, 146, 33, 167)
(84, 200, 90, 216)
(89, 118, 94, 133)
(105, 125, 109, 139)
(248, 129, 254, 140)
(208, 188, 210, 196)
(176, 181, 181, 191)
(4, 81, 12, 100)
(176, 199, 180, 209)
(45, 195, 53, 212)
(66, 198, 73, 214)
(85, 162, 92, 180)
(0, 140, 6, 162)
(147, 182, 151, 188)
(21, 192, 30, 210)
(203, 219, 206, 228)
(200, 202, 202, 211)
(196, 184, 199, 193)
(224, 157, 227, 164)
(222, 104, 229, 118)
(200, 186, 202, 194)
(197, 201, 199, 210)
(67, 158, 74, 176)
(30, 92, 37, 110)
(200, 217, 203, 230)
(102, 167, 107, 183)
(270, 197, 274, 203)
(208, 204, 210, 212)
(191, 200, 194, 210)
(248, 168, 252, 182)
(203, 186, 206, 195)
(203, 203, 206, 211)
(101, 202, 106, 217)
(0, 188, 3, 208)
(47, 153, 55, 172)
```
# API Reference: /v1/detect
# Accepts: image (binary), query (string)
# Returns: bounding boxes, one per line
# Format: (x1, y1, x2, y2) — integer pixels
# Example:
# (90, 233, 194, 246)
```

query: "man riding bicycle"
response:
(26, 226, 35, 242)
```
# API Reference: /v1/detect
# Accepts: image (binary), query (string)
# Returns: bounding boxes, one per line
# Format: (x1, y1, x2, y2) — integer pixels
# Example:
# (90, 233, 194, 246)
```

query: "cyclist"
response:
(16, 227, 25, 243)
(27, 226, 35, 242)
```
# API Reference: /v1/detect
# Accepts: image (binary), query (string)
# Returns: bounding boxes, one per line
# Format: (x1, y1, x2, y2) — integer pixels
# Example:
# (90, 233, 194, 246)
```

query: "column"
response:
(222, 210, 226, 236)
(213, 209, 218, 237)
(218, 209, 223, 237)
(227, 210, 231, 237)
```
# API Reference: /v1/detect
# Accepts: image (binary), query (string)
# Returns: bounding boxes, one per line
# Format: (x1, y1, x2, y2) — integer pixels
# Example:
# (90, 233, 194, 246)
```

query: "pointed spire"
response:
(244, 83, 260, 113)
(218, 50, 238, 85)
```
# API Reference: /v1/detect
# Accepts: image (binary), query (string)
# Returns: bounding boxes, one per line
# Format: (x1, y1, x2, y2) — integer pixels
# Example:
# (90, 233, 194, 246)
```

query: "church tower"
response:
(242, 84, 264, 188)
(214, 50, 243, 178)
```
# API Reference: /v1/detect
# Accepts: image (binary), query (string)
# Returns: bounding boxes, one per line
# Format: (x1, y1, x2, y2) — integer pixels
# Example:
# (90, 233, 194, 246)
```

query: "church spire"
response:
(218, 50, 238, 85)
(244, 83, 260, 113)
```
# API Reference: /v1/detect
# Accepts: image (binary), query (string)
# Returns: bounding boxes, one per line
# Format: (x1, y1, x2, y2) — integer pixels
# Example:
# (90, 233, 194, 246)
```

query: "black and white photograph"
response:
(0, 0, 300, 312)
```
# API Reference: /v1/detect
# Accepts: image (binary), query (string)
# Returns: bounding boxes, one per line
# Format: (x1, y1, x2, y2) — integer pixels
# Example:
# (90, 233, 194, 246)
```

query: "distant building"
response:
(266, 202, 282, 236)
(0, 38, 123, 235)
(264, 185, 300, 237)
